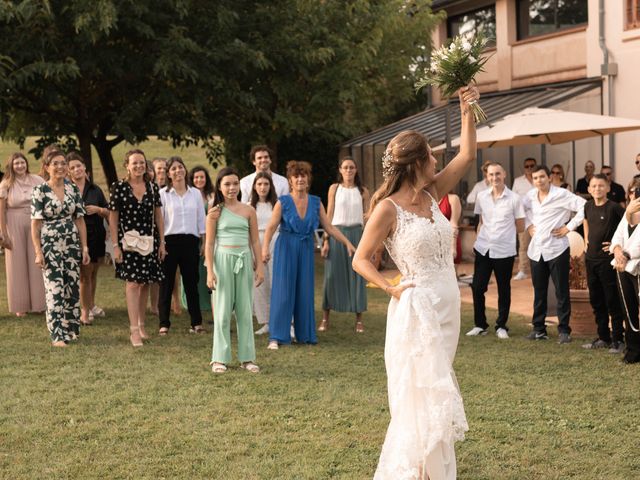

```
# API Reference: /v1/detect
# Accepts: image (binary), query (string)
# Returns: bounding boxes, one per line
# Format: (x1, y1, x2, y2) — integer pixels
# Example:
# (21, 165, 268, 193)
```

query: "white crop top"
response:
(331, 185, 364, 226)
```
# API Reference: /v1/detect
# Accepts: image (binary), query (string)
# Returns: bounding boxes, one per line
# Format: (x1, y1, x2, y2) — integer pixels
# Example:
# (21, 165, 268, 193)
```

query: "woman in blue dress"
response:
(261, 161, 356, 349)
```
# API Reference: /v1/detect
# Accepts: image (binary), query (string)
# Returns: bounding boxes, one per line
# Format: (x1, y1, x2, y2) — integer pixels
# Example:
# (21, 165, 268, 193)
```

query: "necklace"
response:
(14, 175, 30, 194)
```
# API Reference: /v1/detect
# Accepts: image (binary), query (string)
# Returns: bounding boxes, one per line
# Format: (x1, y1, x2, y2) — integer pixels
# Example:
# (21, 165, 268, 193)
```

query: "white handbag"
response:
(120, 183, 155, 257)
(121, 229, 154, 256)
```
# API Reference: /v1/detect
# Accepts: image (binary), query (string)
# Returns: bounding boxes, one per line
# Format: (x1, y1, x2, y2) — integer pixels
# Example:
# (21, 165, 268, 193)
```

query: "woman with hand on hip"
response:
(158, 156, 206, 335)
(0, 152, 45, 317)
(109, 149, 166, 347)
(31, 150, 90, 347)
(320, 157, 369, 333)
(68, 152, 109, 325)
(249, 172, 279, 335)
(262, 161, 356, 350)
(352, 86, 479, 480)
(205, 167, 264, 373)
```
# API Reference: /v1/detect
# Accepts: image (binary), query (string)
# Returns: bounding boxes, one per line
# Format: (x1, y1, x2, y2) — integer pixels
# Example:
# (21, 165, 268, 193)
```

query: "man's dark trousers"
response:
(530, 248, 571, 334)
(586, 257, 625, 343)
(471, 249, 515, 331)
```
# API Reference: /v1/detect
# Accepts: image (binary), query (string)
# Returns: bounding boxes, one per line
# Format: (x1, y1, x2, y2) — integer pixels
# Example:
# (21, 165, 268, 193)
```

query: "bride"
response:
(352, 86, 478, 480)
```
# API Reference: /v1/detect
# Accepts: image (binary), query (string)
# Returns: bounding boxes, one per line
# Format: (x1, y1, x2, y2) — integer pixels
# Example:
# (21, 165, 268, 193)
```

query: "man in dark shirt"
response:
(601, 165, 626, 206)
(575, 160, 595, 199)
(583, 174, 626, 352)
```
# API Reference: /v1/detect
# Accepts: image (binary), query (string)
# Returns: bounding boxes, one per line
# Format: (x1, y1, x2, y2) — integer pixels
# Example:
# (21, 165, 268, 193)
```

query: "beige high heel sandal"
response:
(129, 326, 143, 347)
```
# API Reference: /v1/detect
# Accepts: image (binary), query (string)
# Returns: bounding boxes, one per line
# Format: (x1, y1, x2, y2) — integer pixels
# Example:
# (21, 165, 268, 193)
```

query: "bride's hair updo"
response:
(369, 130, 429, 214)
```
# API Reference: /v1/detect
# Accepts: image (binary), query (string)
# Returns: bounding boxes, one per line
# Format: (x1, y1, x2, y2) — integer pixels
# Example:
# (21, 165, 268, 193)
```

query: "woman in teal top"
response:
(204, 167, 264, 374)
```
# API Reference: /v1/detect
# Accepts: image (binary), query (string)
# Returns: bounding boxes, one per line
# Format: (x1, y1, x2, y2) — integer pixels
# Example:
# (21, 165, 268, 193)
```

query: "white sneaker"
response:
(255, 324, 269, 335)
(513, 271, 528, 280)
(466, 327, 488, 336)
(496, 328, 509, 339)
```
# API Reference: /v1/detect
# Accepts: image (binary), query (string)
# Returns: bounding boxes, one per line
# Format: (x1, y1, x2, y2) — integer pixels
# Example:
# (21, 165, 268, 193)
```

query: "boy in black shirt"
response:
(583, 174, 625, 352)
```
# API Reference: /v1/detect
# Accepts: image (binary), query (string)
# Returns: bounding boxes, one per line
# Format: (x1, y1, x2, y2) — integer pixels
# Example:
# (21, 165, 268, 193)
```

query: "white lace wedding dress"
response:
(374, 195, 468, 480)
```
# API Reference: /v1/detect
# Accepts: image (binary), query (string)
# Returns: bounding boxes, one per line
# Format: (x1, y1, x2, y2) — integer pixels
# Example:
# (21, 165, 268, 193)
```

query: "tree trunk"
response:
(93, 135, 120, 186)
(76, 127, 94, 177)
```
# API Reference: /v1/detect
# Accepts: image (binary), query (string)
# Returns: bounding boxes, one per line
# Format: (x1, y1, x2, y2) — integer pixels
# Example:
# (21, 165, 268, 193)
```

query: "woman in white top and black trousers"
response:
(611, 178, 640, 364)
(320, 157, 370, 333)
(158, 156, 206, 335)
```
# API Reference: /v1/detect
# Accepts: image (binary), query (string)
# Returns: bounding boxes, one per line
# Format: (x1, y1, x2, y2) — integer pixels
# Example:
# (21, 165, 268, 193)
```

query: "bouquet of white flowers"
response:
(416, 33, 491, 124)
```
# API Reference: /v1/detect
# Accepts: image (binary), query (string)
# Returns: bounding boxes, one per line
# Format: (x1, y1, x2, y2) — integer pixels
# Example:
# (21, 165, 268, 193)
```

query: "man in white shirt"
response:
(465, 160, 492, 204)
(467, 163, 525, 339)
(522, 165, 586, 344)
(239, 145, 290, 202)
(512, 157, 537, 280)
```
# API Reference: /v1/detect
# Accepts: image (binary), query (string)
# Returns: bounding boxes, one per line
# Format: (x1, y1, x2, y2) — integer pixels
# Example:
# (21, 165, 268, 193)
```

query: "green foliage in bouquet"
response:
(415, 33, 493, 123)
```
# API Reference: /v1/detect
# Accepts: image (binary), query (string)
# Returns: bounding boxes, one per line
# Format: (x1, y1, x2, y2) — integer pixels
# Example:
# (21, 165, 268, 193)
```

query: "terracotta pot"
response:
(569, 288, 597, 337)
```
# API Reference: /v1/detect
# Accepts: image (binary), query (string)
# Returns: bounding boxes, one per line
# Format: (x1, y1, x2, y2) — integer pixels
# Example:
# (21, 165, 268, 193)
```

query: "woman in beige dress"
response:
(0, 153, 46, 316)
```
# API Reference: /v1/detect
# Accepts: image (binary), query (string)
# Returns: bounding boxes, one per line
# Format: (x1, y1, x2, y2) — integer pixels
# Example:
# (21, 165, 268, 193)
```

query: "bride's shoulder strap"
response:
(383, 197, 399, 209)
(424, 187, 439, 203)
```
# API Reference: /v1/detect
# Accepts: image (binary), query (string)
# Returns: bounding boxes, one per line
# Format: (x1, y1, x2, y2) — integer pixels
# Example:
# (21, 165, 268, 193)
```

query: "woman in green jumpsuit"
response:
(204, 167, 264, 373)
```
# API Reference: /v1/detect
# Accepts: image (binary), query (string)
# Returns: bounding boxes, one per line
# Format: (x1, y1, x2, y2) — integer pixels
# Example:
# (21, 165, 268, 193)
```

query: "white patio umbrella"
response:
(432, 107, 640, 151)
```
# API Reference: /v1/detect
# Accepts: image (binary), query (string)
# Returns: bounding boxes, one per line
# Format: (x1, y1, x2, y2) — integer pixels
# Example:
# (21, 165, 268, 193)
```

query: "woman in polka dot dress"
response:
(109, 149, 167, 347)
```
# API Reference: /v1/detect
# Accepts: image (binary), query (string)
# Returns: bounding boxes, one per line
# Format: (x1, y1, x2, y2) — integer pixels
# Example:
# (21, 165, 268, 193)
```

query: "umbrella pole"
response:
(572, 141, 576, 191)
(509, 147, 514, 187)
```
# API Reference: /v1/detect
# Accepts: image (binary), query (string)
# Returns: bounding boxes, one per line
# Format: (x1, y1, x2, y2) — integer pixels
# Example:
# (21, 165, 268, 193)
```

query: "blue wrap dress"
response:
(269, 194, 320, 345)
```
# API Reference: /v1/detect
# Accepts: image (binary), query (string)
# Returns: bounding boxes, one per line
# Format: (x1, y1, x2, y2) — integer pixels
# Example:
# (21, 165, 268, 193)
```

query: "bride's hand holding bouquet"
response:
(416, 33, 491, 124)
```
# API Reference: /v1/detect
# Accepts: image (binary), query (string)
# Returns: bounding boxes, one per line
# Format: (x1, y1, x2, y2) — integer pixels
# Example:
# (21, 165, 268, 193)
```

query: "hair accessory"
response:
(382, 150, 396, 179)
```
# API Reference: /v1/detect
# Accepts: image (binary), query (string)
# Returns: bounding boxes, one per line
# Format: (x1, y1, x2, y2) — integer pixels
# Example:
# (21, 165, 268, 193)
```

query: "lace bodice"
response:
(383, 195, 454, 282)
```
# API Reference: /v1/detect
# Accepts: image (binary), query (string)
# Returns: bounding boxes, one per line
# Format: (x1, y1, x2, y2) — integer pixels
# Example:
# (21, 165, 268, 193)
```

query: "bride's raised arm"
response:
(433, 86, 479, 200)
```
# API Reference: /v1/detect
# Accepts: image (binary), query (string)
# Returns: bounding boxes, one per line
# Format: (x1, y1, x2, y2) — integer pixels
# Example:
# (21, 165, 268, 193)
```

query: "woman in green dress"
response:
(320, 157, 369, 333)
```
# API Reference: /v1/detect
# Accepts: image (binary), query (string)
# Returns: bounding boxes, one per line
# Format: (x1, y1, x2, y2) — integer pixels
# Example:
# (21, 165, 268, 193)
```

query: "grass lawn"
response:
(1, 256, 639, 479)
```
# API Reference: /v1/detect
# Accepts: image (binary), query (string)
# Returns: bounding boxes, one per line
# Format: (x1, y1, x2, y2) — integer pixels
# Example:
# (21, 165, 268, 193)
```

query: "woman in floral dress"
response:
(109, 149, 166, 347)
(31, 150, 90, 347)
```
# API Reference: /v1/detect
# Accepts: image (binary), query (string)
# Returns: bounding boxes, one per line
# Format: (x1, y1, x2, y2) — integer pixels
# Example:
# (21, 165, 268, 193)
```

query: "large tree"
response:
(0, 0, 442, 183)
